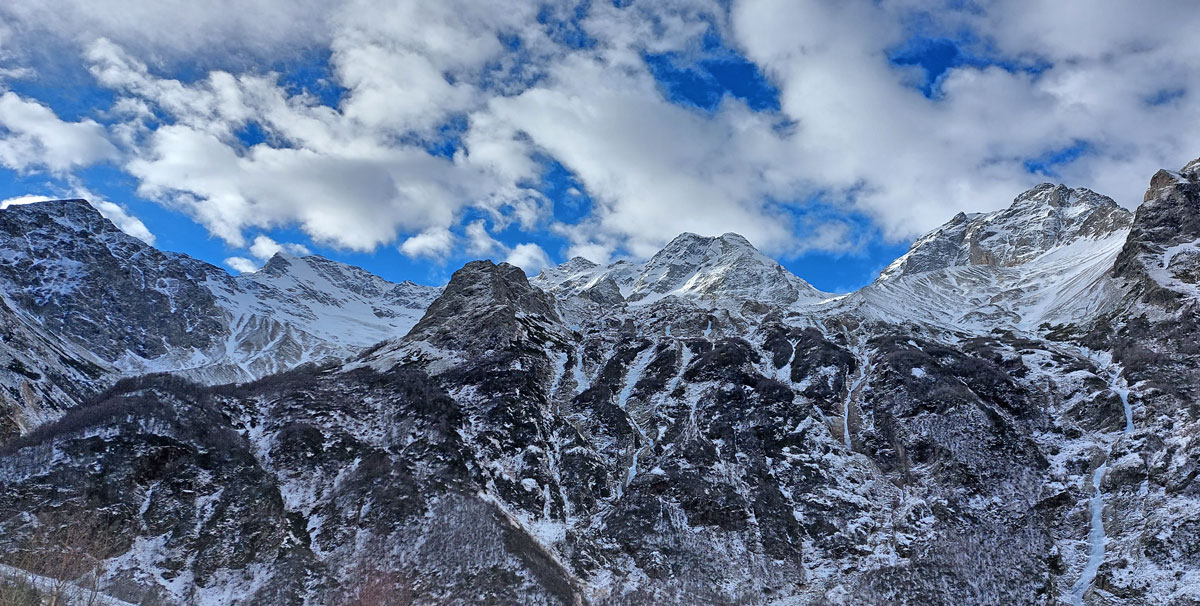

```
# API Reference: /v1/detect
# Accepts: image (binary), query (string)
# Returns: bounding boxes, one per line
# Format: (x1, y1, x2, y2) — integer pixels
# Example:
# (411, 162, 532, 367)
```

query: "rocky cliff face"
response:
(1, 161, 1199, 605)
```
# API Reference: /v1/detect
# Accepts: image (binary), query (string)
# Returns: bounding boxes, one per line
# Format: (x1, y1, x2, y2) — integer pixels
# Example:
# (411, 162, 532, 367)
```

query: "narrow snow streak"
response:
(614, 346, 655, 500)
(842, 353, 868, 450)
(573, 345, 589, 394)
(618, 347, 655, 410)
(1070, 462, 1109, 606)
(1070, 363, 1135, 605)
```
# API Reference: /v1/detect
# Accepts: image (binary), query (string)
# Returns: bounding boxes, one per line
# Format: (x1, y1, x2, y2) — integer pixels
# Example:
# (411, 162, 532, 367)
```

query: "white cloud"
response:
(86, 33, 542, 252)
(5, 0, 1200, 270)
(505, 242, 552, 274)
(475, 53, 801, 260)
(464, 220, 503, 256)
(0, 194, 52, 209)
(0, 0, 336, 62)
(399, 227, 455, 261)
(249, 234, 311, 260)
(124, 123, 484, 249)
(729, 0, 1200, 238)
(0, 92, 118, 173)
(224, 256, 259, 273)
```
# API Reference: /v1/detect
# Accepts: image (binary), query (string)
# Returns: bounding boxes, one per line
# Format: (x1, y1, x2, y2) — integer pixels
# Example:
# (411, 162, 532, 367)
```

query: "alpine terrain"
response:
(0, 158, 1198, 605)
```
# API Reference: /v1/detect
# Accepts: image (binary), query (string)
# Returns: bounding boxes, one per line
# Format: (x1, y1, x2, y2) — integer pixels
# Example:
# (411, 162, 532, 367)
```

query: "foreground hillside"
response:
(1, 159, 1198, 605)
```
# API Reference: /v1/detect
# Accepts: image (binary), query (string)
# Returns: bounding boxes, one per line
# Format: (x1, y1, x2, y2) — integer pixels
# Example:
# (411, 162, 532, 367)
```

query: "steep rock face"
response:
(404, 261, 562, 353)
(1113, 159, 1200, 305)
(0, 296, 108, 439)
(0, 199, 229, 363)
(1, 162, 1200, 605)
(1077, 158, 1200, 606)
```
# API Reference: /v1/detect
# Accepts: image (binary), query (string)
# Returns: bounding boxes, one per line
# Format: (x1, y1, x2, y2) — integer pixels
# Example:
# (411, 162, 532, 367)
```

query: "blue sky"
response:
(1, 1, 1198, 292)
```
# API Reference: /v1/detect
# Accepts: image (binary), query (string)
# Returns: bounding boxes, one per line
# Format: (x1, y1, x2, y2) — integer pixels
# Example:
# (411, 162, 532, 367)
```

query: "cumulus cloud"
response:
(505, 242, 553, 274)
(224, 256, 259, 273)
(0, 194, 51, 209)
(87, 34, 540, 252)
(729, 0, 1200, 238)
(0, 92, 118, 173)
(464, 220, 503, 256)
(4, 0, 1200, 269)
(249, 234, 310, 260)
(399, 227, 455, 261)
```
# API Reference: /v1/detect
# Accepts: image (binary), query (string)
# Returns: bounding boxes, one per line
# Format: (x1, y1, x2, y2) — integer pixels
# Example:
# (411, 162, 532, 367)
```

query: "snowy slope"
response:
(850, 184, 1135, 333)
(0, 199, 440, 419)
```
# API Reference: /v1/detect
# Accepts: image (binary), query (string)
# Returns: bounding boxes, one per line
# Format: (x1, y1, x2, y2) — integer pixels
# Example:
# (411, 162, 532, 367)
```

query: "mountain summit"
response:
(879, 183, 1133, 281)
(534, 231, 828, 307)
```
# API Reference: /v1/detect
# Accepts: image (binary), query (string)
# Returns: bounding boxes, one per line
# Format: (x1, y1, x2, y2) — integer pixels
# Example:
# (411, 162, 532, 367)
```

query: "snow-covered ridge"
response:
(0, 199, 440, 391)
(879, 184, 1132, 282)
(534, 232, 829, 308)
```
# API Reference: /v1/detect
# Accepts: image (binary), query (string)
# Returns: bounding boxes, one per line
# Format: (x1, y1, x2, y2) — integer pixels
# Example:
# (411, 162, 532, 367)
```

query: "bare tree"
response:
(0, 511, 120, 606)
(340, 555, 416, 606)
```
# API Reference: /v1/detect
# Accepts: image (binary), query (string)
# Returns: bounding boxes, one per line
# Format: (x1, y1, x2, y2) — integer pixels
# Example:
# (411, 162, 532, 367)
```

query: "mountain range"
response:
(0, 158, 1197, 605)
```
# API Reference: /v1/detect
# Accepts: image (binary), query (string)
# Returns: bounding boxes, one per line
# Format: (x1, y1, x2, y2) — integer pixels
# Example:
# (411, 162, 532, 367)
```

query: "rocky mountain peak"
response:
(535, 232, 826, 309)
(250, 252, 433, 304)
(1181, 156, 1200, 177)
(1, 198, 124, 245)
(1114, 157, 1200, 304)
(879, 182, 1132, 281)
(630, 231, 823, 304)
(403, 260, 561, 353)
(2, 197, 96, 219)
(258, 252, 295, 276)
(0, 198, 441, 394)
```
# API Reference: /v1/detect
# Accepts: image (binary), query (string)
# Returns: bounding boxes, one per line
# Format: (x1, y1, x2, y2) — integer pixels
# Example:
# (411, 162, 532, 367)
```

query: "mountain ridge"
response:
(1, 159, 1198, 605)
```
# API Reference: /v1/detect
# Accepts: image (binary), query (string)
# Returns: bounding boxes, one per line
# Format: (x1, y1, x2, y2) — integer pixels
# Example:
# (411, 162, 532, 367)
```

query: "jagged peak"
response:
(1115, 156, 1200, 304)
(423, 260, 547, 312)
(1, 197, 92, 212)
(1181, 156, 1200, 177)
(656, 231, 758, 255)
(258, 252, 294, 274)
(879, 183, 1132, 282)
(534, 231, 825, 307)
(1007, 183, 1118, 213)
(398, 259, 561, 355)
(0, 198, 115, 234)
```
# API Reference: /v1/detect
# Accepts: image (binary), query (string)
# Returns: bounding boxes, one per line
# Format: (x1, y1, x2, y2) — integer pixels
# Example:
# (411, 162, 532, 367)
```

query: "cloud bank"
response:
(0, 0, 1197, 270)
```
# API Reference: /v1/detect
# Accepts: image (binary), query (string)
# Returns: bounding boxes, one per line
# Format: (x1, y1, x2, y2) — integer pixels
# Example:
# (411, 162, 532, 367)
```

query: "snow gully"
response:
(1069, 367, 1135, 605)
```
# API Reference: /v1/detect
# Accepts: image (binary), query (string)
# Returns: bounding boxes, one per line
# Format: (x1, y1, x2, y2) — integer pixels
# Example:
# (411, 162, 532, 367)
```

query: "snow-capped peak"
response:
(0, 199, 442, 388)
(533, 232, 828, 308)
(879, 183, 1132, 281)
(629, 232, 824, 304)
